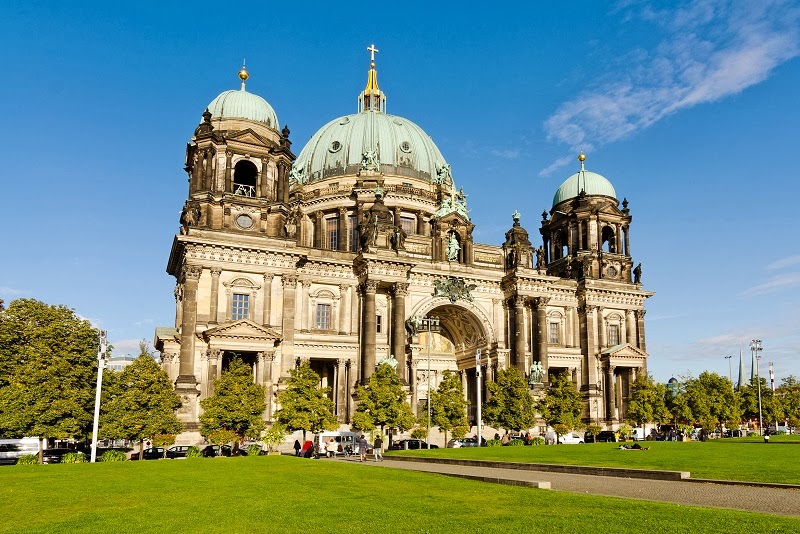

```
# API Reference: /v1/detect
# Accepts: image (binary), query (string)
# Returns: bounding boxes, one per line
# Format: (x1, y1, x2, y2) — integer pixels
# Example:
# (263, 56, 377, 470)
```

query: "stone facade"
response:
(155, 59, 653, 443)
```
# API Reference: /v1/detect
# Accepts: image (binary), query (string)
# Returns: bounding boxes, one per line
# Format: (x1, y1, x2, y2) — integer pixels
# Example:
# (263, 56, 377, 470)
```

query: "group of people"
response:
(292, 435, 384, 461)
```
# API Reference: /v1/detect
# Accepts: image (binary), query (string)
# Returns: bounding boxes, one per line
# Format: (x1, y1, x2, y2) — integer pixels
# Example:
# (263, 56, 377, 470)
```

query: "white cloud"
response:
(541, 0, 800, 174)
(489, 148, 520, 160)
(740, 272, 800, 297)
(766, 255, 800, 270)
(110, 338, 145, 357)
(133, 318, 154, 327)
(0, 287, 25, 296)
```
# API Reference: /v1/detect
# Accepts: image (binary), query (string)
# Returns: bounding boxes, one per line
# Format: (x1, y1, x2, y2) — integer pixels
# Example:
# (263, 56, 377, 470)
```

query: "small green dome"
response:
(552, 168, 617, 207)
(206, 89, 279, 129)
(292, 111, 449, 184)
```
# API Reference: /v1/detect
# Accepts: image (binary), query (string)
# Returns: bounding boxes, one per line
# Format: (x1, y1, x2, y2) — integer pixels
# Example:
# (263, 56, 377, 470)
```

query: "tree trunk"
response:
(139, 439, 144, 459)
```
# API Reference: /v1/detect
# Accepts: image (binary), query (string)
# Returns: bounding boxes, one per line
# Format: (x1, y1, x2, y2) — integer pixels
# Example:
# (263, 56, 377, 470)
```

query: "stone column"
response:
(280, 274, 298, 375)
(492, 299, 504, 348)
(391, 282, 409, 382)
(598, 308, 607, 348)
(338, 207, 348, 251)
(361, 281, 378, 382)
(513, 296, 526, 373)
(615, 224, 622, 254)
(565, 306, 574, 347)
(338, 284, 348, 334)
(262, 274, 273, 326)
(635, 310, 647, 352)
(335, 359, 346, 419)
(350, 284, 359, 335)
(625, 310, 635, 345)
(301, 280, 311, 331)
(224, 151, 233, 193)
(416, 211, 426, 235)
(624, 225, 630, 256)
(178, 265, 202, 380)
(534, 297, 550, 376)
(208, 268, 221, 324)
(606, 364, 616, 420)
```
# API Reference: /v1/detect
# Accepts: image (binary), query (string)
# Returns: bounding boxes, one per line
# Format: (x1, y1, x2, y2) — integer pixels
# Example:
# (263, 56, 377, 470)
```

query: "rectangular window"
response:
(315, 303, 332, 330)
(376, 315, 382, 333)
(349, 215, 358, 252)
(548, 322, 559, 344)
(609, 324, 619, 346)
(326, 217, 339, 250)
(232, 293, 249, 321)
(400, 215, 415, 235)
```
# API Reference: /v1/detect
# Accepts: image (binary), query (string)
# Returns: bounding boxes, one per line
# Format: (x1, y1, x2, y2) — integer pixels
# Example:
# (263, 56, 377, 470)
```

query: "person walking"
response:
(373, 435, 383, 461)
(357, 435, 368, 462)
(293, 439, 301, 456)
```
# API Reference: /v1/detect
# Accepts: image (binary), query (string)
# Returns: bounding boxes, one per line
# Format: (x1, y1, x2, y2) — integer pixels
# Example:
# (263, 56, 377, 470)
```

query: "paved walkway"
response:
(341, 457, 800, 517)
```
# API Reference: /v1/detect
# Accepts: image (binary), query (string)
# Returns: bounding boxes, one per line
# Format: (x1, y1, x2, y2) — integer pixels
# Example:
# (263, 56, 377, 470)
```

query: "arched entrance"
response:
(409, 297, 494, 424)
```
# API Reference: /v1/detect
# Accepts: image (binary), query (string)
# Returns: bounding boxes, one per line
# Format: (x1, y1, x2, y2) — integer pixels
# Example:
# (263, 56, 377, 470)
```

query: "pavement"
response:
(337, 456, 800, 517)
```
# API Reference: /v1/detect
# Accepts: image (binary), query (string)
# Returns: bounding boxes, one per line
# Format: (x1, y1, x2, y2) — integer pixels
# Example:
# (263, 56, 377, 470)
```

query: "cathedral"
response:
(155, 47, 653, 443)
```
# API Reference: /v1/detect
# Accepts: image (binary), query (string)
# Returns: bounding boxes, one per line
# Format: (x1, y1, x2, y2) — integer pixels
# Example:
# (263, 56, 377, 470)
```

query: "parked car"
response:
(0, 438, 40, 465)
(446, 437, 479, 448)
(41, 448, 87, 464)
(388, 439, 438, 450)
(595, 431, 617, 443)
(129, 447, 165, 460)
(558, 432, 584, 444)
(201, 445, 234, 457)
(166, 446, 192, 459)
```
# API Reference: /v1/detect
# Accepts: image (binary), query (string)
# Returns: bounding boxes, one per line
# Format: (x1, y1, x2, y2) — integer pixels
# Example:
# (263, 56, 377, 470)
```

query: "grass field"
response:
(1, 455, 799, 533)
(387, 435, 800, 484)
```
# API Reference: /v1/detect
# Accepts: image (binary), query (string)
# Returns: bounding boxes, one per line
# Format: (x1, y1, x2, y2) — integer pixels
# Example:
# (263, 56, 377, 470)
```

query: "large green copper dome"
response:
(552, 158, 616, 207)
(206, 88, 279, 129)
(292, 111, 449, 184)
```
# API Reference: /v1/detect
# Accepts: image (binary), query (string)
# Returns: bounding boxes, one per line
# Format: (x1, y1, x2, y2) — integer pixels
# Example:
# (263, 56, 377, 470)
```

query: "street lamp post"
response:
(90, 330, 108, 463)
(724, 355, 733, 387)
(421, 317, 440, 449)
(750, 339, 763, 436)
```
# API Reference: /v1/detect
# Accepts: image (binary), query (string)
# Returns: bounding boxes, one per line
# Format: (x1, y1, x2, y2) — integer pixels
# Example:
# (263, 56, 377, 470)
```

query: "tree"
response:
(483, 367, 536, 433)
(537, 371, 583, 438)
(430, 370, 468, 446)
(677, 372, 742, 431)
(353, 362, 415, 443)
(626, 374, 671, 427)
(779, 376, 800, 432)
(0, 299, 100, 460)
(274, 361, 337, 440)
(201, 357, 267, 441)
(100, 342, 183, 458)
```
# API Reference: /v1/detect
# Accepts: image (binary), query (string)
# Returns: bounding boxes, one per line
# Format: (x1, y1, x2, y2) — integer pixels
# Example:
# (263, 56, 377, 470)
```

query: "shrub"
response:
(186, 446, 202, 459)
(16, 454, 39, 466)
(618, 423, 632, 441)
(247, 444, 263, 457)
(61, 452, 86, 464)
(528, 436, 545, 446)
(101, 450, 127, 462)
(486, 439, 502, 447)
(508, 439, 525, 447)
(411, 427, 428, 439)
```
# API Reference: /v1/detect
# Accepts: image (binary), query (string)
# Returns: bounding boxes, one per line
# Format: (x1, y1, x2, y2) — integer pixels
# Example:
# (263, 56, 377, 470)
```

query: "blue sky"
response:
(1, 1, 798, 384)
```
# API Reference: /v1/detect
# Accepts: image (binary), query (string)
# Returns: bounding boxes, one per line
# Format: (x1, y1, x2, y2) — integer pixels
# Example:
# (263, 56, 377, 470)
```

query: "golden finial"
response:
(577, 151, 586, 162)
(238, 60, 249, 90)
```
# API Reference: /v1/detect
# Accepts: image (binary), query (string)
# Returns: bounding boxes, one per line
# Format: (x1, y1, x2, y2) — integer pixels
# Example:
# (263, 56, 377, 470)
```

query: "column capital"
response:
(391, 282, 409, 296)
(362, 280, 379, 293)
(301, 279, 312, 288)
(183, 265, 203, 281)
(315, 210, 324, 220)
(263, 273, 273, 282)
(635, 309, 646, 319)
(210, 268, 222, 276)
(513, 295, 526, 308)
(281, 273, 298, 286)
(338, 206, 348, 216)
(533, 296, 551, 309)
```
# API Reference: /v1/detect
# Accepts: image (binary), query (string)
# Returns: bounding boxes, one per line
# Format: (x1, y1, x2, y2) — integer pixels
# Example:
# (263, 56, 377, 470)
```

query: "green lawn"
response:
(387, 435, 800, 484)
(1, 456, 798, 533)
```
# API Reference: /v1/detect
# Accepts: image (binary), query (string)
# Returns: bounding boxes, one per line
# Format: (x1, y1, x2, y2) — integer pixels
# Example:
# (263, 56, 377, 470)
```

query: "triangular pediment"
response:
(228, 129, 267, 146)
(600, 343, 647, 359)
(203, 319, 281, 342)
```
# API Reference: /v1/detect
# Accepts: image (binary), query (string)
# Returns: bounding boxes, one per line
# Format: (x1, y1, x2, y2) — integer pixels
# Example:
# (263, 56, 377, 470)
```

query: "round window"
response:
(236, 214, 254, 229)
(400, 141, 411, 153)
(329, 140, 342, 153)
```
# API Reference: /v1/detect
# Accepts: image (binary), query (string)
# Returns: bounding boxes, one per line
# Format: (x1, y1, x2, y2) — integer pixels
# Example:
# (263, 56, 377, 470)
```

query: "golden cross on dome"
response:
(367, 44, 379, 63)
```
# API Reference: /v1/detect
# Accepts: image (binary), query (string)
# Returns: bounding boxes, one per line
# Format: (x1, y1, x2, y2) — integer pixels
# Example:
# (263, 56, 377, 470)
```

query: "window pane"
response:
(232, 293, 249, 320)
(376, 315, 382, 333)
(548, 322, 559, 344)
(400, 216, 415, 235)
(315, 303, 331, 330)
(609, 325, 619, 346)
(327, 217, 339, 250)
(349, 215, 358, 252)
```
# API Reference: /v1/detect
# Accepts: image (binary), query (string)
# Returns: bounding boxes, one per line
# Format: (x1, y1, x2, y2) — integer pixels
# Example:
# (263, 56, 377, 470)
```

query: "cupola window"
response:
(233, 160, 258, 197)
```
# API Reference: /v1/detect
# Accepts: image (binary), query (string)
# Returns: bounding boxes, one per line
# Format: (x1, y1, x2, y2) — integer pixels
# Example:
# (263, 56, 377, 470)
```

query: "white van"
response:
(0, 437, 40, 465)
(313, 432, 360, 457)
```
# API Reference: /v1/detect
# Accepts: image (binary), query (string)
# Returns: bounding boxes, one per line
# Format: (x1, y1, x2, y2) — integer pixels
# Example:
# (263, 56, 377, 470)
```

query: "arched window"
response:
(233, 160, 258, 197)
(601, 226, 616, 253)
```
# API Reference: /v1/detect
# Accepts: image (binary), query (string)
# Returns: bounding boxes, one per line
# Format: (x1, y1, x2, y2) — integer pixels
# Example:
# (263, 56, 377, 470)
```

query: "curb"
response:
(387, 456, 689, 481)
(685, 478, 800, 490)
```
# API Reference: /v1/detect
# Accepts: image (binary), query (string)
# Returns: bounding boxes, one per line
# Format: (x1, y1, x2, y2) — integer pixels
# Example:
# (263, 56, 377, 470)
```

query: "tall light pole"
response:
(724, 355, 733, 387)
(750, 339, 763, 436)
(90, 330, 108, 463)
(475, 348, 482, 446)
(421, 317, 440, 449)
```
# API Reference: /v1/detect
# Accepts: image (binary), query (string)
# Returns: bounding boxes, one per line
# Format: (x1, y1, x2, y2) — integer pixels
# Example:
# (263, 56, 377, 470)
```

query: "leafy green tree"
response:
(483, 366, 536, 433)
(430, 370, 468, 446)
(779, 376, 800, 432)
(537, 371, 583, 437)
(676, 372, 742, 431)
(274, 361, 337, 440)
(585, 424, 603, 444)
(0, 299, 100, 461)
(626, 374, 671, 427)
(201, 357, 267, 441)
(740, 376, 783, 430)
(353, 362, 415, 442)
(100, 343, 183, 458)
